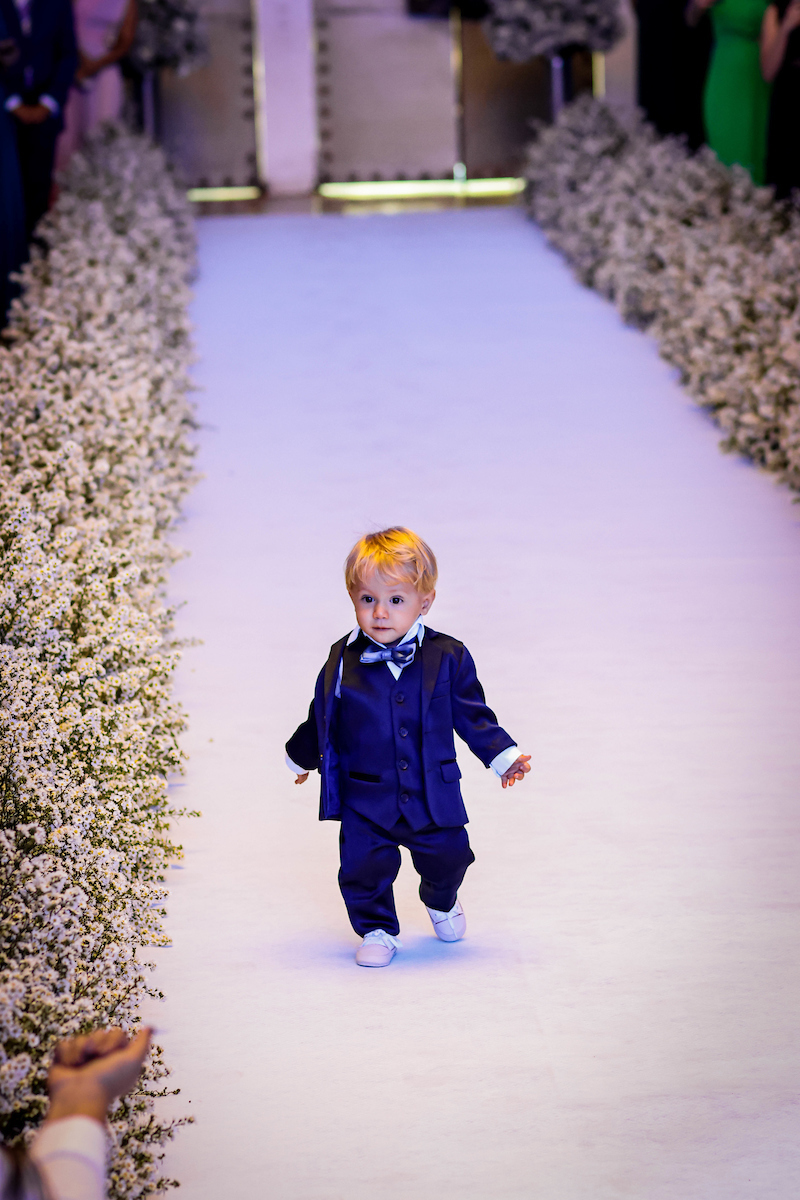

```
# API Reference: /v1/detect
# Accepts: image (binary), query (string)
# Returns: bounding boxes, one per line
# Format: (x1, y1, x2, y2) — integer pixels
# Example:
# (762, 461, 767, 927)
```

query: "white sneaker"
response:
(355, 929, 402, 967)
(426, 899, 466, 942)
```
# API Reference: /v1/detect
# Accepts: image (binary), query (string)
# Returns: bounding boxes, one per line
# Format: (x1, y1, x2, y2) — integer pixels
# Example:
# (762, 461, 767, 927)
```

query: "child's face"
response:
(350, 567, 435, 644)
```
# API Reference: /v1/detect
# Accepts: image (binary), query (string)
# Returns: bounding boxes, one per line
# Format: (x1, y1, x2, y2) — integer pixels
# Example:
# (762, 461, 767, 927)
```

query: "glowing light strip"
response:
(187, 186, 262, 202)
(318, 177, 525, 201)
(592, 52, 606, 98)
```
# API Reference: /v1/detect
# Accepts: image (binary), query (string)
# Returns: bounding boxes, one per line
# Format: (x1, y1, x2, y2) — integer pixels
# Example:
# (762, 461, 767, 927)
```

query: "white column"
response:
(252, 0, 318, 195)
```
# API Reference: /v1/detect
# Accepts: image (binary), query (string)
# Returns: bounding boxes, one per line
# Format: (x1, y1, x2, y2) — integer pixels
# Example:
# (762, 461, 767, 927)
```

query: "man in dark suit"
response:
(286, 528, 530, 967)
(0, 0, 77, 237)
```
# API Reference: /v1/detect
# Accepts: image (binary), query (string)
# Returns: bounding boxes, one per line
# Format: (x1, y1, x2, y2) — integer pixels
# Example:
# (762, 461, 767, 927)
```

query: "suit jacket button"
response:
(395, 693, 404, 703)
(399, 726, 408, 737)
(400, 793, 409, 803)
(398, 759, 408, 770)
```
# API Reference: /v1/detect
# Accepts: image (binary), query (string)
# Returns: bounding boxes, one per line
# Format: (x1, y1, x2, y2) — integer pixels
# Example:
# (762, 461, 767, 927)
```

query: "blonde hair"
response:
(345, 527, 438, 595)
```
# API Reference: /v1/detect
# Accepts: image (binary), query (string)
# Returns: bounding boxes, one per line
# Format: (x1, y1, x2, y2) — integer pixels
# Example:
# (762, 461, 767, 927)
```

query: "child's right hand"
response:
(295, 772, 309, 785)
(500, 754, 531, 788)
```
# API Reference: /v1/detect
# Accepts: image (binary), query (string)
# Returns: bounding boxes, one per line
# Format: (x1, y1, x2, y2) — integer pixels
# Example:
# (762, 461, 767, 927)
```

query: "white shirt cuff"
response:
(285, 753, 308, 775)
(489, 745, 520, 778)
(39, 94, 59, 115)
(5, 95, 22, 111)
(30, 1116, 108, 1200)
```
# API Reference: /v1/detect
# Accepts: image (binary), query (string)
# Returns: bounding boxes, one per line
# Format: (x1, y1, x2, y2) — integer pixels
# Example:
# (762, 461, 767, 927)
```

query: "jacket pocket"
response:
(349, 771, 381, 783)
(440, 759, 461, 783)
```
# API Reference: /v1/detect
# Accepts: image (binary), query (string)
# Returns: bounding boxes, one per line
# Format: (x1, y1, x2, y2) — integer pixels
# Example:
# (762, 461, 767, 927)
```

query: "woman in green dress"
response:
(688, 0, 771, 182)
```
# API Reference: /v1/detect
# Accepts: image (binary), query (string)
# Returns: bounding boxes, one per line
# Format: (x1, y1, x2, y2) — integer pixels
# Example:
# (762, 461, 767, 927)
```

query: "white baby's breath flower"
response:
(525, 95, 800, 492)
(485, 0, 624, 59)
(1, 124, 196, 1196)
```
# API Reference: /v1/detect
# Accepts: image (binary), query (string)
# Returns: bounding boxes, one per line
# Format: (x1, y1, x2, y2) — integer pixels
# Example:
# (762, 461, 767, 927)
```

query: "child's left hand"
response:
(500, 754, 531, 788)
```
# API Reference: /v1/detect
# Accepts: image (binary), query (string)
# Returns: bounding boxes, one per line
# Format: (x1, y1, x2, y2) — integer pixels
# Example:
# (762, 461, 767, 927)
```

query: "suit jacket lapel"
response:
(324, 629, 442, 721)
(420, 629, 443, 724)
(322, 635, 347, 732)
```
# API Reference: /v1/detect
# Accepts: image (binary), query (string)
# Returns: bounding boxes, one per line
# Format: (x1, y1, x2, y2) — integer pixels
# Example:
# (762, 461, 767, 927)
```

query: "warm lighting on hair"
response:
(345, 528, 438, 595)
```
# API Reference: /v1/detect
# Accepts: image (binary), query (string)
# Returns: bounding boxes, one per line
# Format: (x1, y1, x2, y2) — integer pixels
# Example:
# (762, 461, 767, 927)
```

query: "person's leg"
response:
(16, 121, 58, 238)
(338, 807, 402, 936)
(402, 823, 475, 913)
(55, 88, 84, 174)
(88, 65, 124, 128)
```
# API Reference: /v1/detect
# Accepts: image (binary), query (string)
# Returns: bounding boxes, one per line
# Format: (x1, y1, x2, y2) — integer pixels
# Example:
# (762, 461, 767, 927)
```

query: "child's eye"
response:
(390, 597, 403, 605)
(361, 595, 374, 604)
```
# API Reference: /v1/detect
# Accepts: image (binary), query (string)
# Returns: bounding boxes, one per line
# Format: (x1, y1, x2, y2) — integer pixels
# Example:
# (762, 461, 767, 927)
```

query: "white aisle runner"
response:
(146, 209, 800, 1199)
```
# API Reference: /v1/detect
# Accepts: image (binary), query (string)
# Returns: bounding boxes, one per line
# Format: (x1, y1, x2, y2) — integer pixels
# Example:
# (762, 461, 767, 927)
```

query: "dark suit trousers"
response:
(338, 806, 475, 937)
(15, 119, 59, 238)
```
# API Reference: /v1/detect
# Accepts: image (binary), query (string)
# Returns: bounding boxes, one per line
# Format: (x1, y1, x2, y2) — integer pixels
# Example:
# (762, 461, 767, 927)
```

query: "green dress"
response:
(704, 0, 771, 183)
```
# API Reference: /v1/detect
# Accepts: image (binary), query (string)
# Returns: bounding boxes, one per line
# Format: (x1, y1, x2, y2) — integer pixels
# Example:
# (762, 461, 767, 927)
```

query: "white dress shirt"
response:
(285, 621, 520, 779)
(4, 0, 60, 114)
(0, 1117, 108, 1200)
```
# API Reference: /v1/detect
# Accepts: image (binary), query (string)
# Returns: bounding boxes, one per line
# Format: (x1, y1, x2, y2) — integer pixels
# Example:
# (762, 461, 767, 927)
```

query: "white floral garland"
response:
(525, 96, 800, 490)
(0, 126, 196, 1197)
(132, 0, 207, 76)
(484, 0, 624, 60)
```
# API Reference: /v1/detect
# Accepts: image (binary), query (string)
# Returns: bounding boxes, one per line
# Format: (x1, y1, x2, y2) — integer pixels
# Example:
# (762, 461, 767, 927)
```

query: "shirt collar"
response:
(347, 619, 426, 649)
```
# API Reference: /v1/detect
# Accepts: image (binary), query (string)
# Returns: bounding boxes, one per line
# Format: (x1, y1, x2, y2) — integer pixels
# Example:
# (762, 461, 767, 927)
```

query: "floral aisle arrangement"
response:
(525, 95, 800, 490)
(132, 0, 207, 76)
(484, 0, 624, 60)
(0, 126, 197, 1196)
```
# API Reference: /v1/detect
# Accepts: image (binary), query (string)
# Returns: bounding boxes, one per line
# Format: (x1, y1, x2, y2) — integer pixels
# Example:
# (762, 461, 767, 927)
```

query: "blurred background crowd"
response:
(2, 0, 800, 326)
(0, 0, 142, 318)
(0, 0, 200, 320)
(637, 0, 800, 192)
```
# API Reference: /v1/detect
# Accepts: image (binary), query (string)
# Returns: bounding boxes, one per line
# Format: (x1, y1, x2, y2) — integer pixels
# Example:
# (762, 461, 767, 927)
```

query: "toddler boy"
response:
(286, 527, 530, 967)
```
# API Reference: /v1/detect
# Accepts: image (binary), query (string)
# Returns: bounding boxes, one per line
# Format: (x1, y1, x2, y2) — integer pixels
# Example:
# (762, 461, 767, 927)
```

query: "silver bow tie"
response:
(359, 640, 417, 668)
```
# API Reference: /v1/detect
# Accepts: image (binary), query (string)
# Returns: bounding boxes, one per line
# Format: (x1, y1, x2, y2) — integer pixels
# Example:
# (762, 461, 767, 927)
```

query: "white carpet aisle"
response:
(144, 208, 800, 1199)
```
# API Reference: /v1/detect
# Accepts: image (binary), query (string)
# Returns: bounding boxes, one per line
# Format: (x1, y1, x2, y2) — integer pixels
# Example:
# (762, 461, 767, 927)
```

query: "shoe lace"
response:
(363, 929, 402, 949)
(427, 901, 461, 922)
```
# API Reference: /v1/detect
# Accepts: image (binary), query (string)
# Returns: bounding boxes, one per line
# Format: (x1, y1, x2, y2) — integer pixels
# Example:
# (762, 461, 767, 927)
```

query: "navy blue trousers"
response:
(15, 120, 58, 239)
(338, 806, 475, 937)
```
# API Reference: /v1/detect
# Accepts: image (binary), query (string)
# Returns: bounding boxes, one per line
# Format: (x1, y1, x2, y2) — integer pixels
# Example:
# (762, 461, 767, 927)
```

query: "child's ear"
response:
(420, 590, 435, 614)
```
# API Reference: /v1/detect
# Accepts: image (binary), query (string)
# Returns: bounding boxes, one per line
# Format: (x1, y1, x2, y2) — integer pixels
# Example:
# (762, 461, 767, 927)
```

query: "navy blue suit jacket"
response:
(286, 627, 517, 826)
(0, 0, 77, 118)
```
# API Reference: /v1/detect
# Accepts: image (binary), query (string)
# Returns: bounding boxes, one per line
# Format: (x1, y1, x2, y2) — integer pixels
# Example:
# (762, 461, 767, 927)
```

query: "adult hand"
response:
(13, 103, 50, 124)
(294, 772, 309, 785)
(47, 1027, 152, 1125)
(76, 50, 107, 81)
(685, 0, 716, 23)
(783, 0, 800, 31)
(500, 754, 531, 789)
